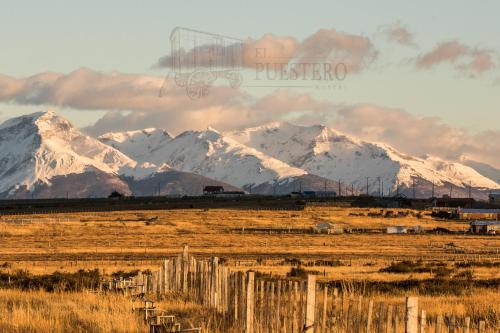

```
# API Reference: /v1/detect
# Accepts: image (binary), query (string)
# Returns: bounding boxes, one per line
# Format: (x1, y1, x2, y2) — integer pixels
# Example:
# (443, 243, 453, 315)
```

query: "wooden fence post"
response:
(277, 280, 282, 332)
(386, 305, 393, 333)
(436, 315, 443, 333)
(305, 275, 316, 333)
(463, 317, 470, 333)
(322, 285, 328, 333)
(420, 310, 426, 333)
(477, 320, 484, 333)
(293, 281, 299, 333)
(405, 297, 418, 333)
(366, 300, 374, 333)
(246, 272, 255, 333)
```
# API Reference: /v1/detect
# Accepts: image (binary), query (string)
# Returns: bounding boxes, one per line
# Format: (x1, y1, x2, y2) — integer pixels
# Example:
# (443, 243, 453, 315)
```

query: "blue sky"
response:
(0, 0, 499, 166)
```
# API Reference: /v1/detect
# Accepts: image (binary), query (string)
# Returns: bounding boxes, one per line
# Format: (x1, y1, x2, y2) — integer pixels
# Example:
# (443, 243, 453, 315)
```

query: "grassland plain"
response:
(0, 207, 499, 331)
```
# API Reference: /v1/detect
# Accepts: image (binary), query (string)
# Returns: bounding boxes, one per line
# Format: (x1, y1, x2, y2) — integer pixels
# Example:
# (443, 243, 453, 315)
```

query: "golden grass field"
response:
(0, 207, 498, 278)
(0, 207, 499, 331)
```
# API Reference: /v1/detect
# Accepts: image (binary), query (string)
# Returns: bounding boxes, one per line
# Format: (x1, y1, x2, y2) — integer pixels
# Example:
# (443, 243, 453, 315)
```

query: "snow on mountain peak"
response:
(226, 121, 499, 192)
(0, 111, 137, 194)
(99, 126, 307, 188)
(1, 112, 497, 198)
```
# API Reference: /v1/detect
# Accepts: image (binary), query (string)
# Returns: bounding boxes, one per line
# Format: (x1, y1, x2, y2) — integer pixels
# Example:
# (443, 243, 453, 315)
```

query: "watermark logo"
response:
(160, 27, 348, 98)
(160, 27, 244, 99)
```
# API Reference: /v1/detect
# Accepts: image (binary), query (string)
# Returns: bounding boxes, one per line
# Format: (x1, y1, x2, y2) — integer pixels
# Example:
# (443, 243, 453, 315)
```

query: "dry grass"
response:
(0, 207, 498, 331)
(0, 289, 143, 332)
(0, 207, 498, 281)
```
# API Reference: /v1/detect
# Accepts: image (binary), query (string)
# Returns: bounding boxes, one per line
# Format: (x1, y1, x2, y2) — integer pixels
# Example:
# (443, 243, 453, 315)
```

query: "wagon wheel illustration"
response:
(186, 71, 215, 99)
(174, 73, 189, 87)
(226, 70, 243, 88)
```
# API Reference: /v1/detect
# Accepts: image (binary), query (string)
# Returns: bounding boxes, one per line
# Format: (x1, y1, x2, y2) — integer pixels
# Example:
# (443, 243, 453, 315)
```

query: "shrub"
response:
(454, 270, 475, 280)
(0, 269, 101, 292)
(286, 267, 320, 278)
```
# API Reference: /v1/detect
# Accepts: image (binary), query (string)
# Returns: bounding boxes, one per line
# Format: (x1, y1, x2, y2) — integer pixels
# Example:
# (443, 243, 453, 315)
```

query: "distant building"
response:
(433, 197, 475, 208)
(469, 221, 500, 234)
(203, 186, 224, 195)
(108, 190, 124, 199)
(386, 226, 408, 234)
(213, 191, 245, 198)
(300, 191, 337, 198)
(489, 193, 500, 204)
(458, 208, 500, 220)
(313, 222, 344, 234)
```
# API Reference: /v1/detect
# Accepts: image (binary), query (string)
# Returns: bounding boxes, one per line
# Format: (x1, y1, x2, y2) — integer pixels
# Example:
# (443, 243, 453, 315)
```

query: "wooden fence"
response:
(106, 246, 497, 333)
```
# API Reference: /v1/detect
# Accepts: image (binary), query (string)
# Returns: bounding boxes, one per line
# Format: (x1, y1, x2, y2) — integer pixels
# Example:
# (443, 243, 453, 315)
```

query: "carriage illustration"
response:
(169, 27, 244, 99)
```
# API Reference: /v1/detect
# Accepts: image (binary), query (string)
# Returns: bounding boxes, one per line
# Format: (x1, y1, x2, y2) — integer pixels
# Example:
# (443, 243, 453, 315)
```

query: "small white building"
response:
(470, 221, 500, 234)
(386, 226, 408, 234)
(313, 222, 344, 234)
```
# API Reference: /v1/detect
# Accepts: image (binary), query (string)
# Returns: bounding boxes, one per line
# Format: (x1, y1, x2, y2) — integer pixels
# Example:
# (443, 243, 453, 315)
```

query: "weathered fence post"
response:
(477, 320, 484, 333)
(305, 275, 316, 332)
(420, 310, 426, 333)
(277, 280, 282, 332)
(436, 315, 443, 333)
(322, 285, 328, 333)
(293, 281, 299, 333)
(387, 305, 393, 333)
(405, 297, 418, 333)
(463, 317, 470, 333)
(394, 306, 400, 333)
(246, 271, 255, 333)
(366, 299, 374, 333)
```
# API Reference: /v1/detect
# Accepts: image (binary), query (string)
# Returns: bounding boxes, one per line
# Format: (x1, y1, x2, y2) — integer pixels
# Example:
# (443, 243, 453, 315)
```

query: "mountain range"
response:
(0, 111, 498, 199)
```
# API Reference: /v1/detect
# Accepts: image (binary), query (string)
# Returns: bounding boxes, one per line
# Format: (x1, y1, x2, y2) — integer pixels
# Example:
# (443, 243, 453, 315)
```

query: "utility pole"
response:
(351, 183, 354, 196)
(396, 180, 399, 196)
(412, 179, 416, 199)
(366, 177, 369, 196)
(378, 177, 381, 197)
(468, 181, 472, 199)
(381, 179, 384, 197)
(449, 184, 452, 198)
(431, 182, 435, 198)
(338, 180, 341, 197)
(324, 179, 327, 193)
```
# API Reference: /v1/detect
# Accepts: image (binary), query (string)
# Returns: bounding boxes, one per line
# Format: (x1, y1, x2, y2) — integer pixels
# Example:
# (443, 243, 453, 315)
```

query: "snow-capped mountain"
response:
(0, 111, 137, 197)
(2, 112, 497, 199)
(459, 157, 500, 185)
(227, 122, 499, 197)
(0, 112, 237, 198)
(102, 127, 308, 189)
(99, 128, 173, 164)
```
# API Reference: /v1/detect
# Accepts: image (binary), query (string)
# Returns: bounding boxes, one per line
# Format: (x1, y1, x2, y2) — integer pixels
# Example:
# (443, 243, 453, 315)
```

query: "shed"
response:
(458, 208, 500, 220)
(386, 226, 408, 234)
(489, 193, 500, 204)
(469, 221, 500, 234)
(203, 186, 224, 195)
(313, 222, 344, 234)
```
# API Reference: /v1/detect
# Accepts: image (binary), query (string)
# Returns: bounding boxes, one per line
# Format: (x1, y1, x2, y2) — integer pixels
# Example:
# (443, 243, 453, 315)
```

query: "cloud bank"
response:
(417, 41, 496, 76)
(0, 68, 498, 168)
(380, 22, 416, 46)
(156, 29, 377, 74)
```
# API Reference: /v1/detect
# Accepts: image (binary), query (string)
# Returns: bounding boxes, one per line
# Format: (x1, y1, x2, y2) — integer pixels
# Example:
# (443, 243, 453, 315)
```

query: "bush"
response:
(0, 269, 101, 292)
(380, 261, 418, 273)
(111, 270, 139, 279)
(380, 260, 449, 274)
(286, 267, 320, 278)
(433, 267, 455, 279)
(282, 258, 302, 266)
(454, 270, 474, 280)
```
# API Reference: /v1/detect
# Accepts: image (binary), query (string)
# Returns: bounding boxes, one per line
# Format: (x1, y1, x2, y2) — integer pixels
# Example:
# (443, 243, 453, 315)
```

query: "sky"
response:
(0, 0, 499, 167)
